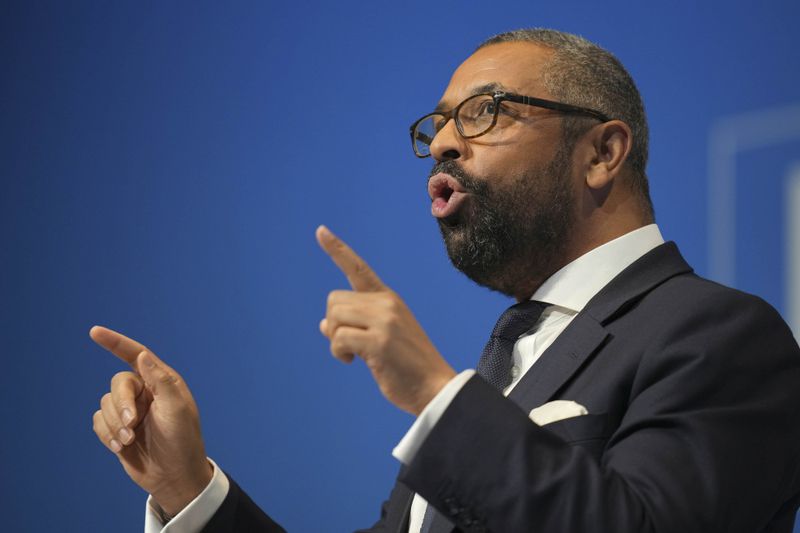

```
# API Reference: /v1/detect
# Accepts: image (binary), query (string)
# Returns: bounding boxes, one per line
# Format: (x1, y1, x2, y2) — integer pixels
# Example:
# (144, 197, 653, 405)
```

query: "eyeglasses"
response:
(409, 91, 612, 158)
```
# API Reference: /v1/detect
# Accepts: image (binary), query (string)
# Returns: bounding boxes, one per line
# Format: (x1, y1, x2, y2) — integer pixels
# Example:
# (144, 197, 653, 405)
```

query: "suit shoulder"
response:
(623, 271, 800, 373)
(647, 271, 786, 324)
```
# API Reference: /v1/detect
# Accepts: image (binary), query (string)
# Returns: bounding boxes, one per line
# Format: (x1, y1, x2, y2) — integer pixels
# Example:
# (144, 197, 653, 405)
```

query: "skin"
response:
(430, 42, 645, 299)
(91, 41, 648, 516)
(90, 326, 213, 516)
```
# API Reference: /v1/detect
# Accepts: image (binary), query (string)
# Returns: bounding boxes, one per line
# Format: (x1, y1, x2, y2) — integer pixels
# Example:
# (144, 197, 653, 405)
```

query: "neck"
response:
(512, 216, 650, 303)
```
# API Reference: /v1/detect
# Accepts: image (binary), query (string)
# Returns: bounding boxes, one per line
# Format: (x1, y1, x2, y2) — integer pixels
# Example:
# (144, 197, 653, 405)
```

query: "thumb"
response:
(136, 350, 184, 402)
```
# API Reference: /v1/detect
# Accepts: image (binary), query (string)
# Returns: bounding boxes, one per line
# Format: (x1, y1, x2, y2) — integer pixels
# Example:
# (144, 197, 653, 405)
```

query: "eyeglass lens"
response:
(412, 94, 499, 156)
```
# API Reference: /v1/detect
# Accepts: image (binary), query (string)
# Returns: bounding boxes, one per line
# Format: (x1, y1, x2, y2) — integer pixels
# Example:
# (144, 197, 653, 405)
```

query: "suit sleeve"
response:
(398, 294, 800, 532)
(199, 474, 286, 533)
(352, 477, 413, 533)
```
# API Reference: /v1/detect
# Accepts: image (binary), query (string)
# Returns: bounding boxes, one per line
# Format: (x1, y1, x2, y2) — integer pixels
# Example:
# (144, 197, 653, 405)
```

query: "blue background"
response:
(2, 1, 799, 531)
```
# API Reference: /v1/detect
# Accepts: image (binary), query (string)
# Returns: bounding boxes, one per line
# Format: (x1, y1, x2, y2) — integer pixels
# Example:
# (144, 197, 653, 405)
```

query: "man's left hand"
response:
(317, 225, 456, 415)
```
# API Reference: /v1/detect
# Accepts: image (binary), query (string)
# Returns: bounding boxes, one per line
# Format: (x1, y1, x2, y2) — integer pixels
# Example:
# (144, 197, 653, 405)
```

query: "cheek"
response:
(467, 142, 548, 181)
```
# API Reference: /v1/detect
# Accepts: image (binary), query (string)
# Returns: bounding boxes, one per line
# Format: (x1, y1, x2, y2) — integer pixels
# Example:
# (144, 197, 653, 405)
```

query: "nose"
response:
(429, 118, 467, 162)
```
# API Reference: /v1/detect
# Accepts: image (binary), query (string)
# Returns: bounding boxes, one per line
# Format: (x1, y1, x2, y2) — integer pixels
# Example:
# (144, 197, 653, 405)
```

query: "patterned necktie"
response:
(475, 300, 547, 391)
(419, 300, 548, 533)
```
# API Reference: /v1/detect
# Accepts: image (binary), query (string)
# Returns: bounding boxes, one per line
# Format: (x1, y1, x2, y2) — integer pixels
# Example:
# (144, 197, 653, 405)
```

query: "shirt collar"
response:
(531, 224, 665, 313)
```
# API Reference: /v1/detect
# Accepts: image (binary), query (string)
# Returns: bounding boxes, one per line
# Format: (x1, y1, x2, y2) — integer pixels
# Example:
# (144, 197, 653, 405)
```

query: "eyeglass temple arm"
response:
(503, 93, 612, 123)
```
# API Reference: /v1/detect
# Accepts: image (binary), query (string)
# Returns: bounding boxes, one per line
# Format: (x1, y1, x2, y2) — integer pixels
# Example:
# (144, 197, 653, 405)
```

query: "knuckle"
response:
(92, 417, 111, 442)
(378, 292, 397, 309)
(100, 392, 113, 409)
(110, 371, 133, 389)
(326, 319, 338, 337)
(96, 428, 109, 442)
(387, 293, 403, 311)
(156, 369, 178, 386)
(354, 260, 368, 276)
(108, 336, 122, 351)
(326, 302, 338, 319)
(332, 350, 352, 364)
(330, 343, 343, 359)
(327, 290, 344, 309)
(330, 336, 350, 360)
(111, 370, 131, 382)
(330, 334, 343, 353)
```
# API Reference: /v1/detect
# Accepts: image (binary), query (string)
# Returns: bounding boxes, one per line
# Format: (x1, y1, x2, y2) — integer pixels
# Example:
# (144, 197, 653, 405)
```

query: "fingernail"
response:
(121, 408, 134, 426)
(110, 439, 122, 453)
(141, 352, 155, 368)
(119, 428, 132, 444)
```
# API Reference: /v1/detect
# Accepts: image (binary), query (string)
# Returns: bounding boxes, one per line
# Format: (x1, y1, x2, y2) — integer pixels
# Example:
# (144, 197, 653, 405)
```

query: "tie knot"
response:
(491, 300, 547, 340)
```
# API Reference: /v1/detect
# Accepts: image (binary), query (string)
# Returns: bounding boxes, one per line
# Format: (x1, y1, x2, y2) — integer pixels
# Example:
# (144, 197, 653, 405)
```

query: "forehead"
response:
(439, 42, 555, 108)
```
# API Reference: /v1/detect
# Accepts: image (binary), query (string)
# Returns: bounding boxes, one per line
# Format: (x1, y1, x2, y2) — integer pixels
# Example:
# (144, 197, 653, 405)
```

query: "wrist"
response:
(151, 460, 214, 517)
(413, 367, 457, 416)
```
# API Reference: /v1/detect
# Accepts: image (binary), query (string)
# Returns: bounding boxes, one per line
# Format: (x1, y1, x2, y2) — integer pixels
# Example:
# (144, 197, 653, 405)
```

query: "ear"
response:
(585, 120, 633, 190)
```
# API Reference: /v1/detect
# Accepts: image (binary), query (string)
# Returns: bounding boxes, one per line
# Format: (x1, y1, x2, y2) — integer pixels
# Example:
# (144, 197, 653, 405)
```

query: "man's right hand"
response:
(90, 326, 213, 517)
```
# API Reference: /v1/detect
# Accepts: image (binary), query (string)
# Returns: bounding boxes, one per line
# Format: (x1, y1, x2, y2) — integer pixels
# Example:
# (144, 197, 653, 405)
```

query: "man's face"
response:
(427, 42, 578, 298)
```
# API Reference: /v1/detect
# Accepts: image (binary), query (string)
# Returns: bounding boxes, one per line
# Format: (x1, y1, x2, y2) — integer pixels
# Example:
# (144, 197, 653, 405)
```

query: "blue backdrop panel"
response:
(1, 1, 799, 531)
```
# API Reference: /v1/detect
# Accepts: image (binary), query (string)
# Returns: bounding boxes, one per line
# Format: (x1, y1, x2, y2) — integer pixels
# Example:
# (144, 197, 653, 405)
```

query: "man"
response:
(91, 29, 800, 532)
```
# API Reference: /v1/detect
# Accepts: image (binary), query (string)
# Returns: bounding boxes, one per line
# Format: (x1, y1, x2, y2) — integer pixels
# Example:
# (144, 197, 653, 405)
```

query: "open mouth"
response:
(428, 173, 468, 219)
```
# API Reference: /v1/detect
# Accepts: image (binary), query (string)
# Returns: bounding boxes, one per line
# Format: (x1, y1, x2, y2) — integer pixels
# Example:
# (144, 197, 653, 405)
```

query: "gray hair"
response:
(479, 29, 654, 220)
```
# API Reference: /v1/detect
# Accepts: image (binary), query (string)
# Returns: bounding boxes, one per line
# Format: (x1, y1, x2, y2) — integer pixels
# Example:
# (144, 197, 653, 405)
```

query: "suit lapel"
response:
(507, 313, 608, 411)
(379, 476, 414, 533)
(508, 242, 693, 413)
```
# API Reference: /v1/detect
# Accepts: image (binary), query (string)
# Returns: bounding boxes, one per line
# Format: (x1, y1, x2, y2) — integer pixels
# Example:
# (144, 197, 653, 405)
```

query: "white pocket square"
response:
(529, 400, 589, 426)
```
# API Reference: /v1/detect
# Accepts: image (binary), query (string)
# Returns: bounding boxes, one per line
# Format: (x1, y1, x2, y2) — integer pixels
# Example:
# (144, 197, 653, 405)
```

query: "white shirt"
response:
(145, 224, 665, 533)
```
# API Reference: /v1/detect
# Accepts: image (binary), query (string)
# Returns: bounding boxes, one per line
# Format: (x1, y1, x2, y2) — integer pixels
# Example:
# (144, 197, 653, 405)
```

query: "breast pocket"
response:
(543, 413, 610, 461)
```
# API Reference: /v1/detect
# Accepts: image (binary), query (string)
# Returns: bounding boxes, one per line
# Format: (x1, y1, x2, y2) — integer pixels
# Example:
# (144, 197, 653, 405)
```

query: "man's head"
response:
(420, 29, 654, 300)
(478, 29, 651, 204)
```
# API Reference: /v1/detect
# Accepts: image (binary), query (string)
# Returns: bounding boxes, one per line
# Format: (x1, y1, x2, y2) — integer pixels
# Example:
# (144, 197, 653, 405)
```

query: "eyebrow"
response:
(433, 82, 510, 113)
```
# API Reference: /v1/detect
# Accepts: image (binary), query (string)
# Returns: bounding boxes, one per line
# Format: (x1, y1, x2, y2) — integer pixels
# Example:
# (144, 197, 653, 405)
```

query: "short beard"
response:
(432, 146, 576, 299)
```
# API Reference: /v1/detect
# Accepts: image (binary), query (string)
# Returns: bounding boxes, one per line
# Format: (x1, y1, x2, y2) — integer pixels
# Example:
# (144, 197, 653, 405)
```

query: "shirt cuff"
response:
(392, 369, 476, 464)
(144, 458, 230, 533)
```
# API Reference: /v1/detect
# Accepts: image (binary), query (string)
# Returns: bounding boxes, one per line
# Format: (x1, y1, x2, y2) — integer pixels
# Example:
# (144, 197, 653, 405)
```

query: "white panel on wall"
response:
(708, 104, 800, 286)
(787, 164, 800, 340)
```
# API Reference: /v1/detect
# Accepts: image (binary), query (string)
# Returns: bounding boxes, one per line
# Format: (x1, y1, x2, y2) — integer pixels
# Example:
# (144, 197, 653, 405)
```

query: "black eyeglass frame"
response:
(409, 91, 613, 158)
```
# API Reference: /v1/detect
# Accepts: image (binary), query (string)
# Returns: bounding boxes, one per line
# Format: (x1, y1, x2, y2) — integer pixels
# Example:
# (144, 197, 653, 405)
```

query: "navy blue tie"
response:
(475, 299, 547, 391)
(420, 300, 547, 533)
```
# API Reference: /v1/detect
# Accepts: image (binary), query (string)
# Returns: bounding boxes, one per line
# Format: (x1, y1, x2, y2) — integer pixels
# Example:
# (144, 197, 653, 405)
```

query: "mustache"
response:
(428, 160, 487, 195)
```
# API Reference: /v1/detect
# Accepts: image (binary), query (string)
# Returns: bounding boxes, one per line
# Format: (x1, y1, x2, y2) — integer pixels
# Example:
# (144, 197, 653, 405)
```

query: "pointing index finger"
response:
(89, 325, 147, 371)
(316, 225, 385, 292)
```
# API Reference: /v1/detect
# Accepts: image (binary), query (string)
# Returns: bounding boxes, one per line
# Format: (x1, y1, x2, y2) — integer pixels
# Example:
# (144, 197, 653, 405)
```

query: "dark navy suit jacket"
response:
(203, 242, 800, 532)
